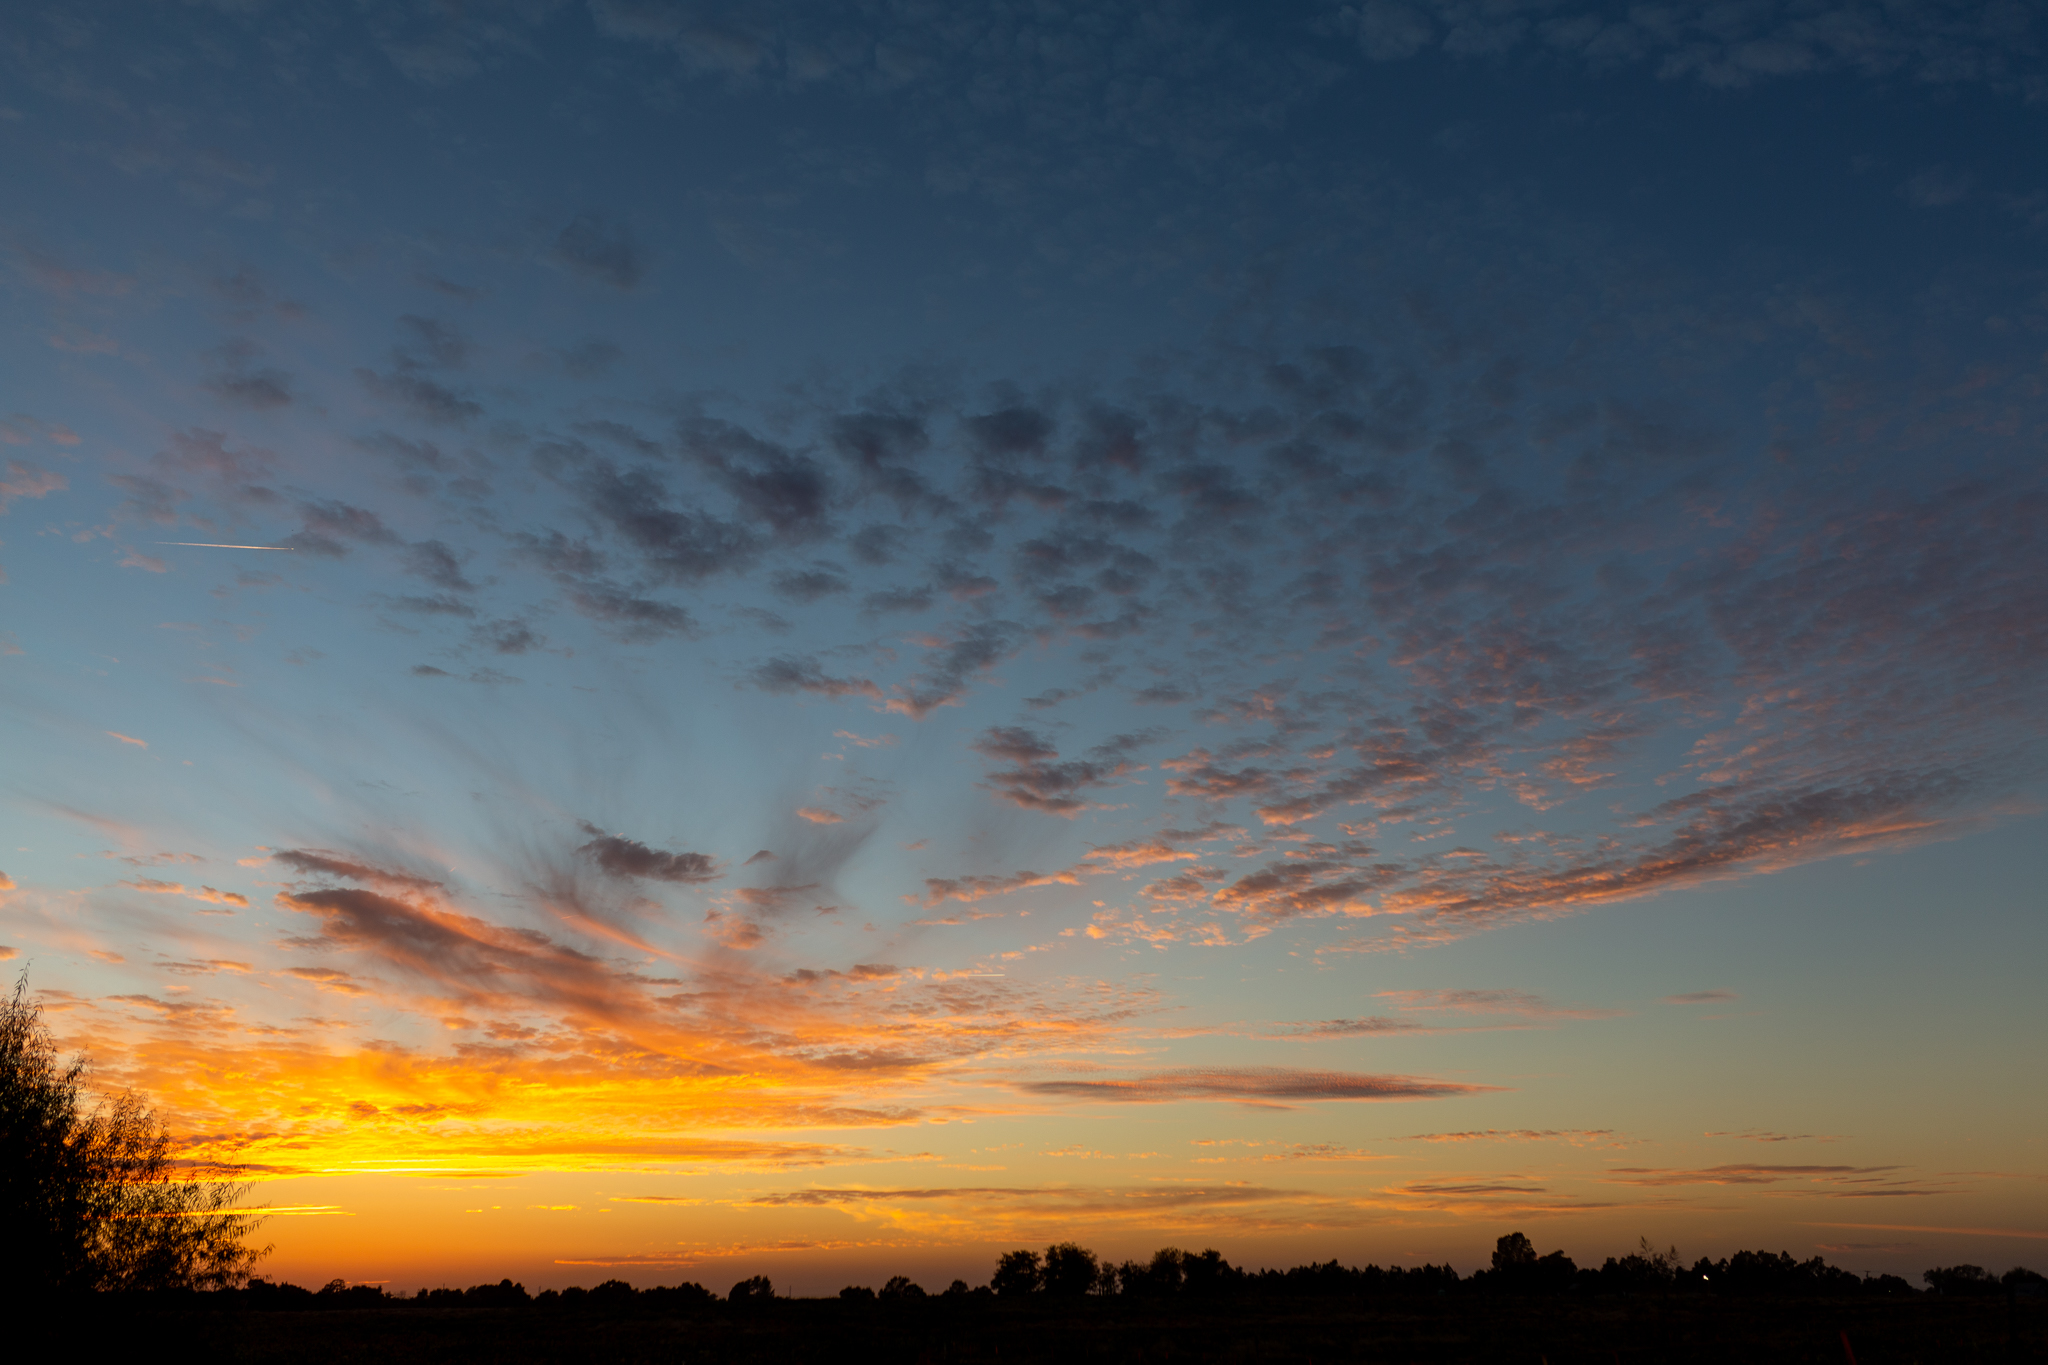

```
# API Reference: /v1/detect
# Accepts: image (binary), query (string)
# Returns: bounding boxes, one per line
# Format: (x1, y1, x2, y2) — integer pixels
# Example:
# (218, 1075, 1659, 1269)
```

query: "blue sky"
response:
(1, 0, 2044, 1291)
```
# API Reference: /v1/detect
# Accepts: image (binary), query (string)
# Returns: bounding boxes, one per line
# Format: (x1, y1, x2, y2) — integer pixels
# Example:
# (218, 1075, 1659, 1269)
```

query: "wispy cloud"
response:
(1014, 1067, 1497, 1107)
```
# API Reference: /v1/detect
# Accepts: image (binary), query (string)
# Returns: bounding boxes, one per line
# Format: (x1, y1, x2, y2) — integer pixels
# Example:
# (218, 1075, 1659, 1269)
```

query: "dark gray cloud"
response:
(561, 581, 697, 641)
(1016, 1066, 1495, 1104)
(579, 464, 763, 581)
(972, 726, 1164, 815)
(562, 340, 624, 378)
(400, 539, 475, 591)
(355, 368, 482, 425)
(551, 213, 645, 290)
(771, 568, 850, 603)
(577, 825, 719, 883)
(281, 499, 400, 557)
(202, 340, 293, 410)
(748, 655, 881, 700)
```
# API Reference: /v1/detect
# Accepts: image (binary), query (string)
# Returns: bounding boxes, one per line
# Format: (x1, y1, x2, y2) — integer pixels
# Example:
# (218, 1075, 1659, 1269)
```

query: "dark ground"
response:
(54, 1296, 2048, 1364)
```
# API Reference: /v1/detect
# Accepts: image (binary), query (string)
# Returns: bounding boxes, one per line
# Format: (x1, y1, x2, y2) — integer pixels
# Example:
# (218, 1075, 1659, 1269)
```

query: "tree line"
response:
(197, 1237, 2045, 1313)
(5, 976, 2041, 1310)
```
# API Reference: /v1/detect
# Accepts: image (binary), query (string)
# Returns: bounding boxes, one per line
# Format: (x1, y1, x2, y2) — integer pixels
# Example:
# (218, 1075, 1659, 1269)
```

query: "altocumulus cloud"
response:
(576, 825, 720, 884)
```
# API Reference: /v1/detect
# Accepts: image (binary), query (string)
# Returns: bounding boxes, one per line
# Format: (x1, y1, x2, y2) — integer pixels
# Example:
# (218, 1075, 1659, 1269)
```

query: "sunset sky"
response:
(2, 0, 2044, 1294)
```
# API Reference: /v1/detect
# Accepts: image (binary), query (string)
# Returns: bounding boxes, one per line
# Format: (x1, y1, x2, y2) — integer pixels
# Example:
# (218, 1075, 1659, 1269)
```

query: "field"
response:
(46, 1294, 2045, 1364)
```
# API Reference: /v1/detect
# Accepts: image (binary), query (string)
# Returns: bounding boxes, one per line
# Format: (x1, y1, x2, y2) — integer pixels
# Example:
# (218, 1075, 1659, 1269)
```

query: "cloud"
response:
(119, 879, 247, 908)
(771, 568, 849, 602)
(1337, 0, 2046, 96)
(105, 731, 148, 748)
(1665, 989, 1738, 1004)
(972, 726, 1151, 815)
(796, 807, 842, 825)
(0, 460, 68, 512)
(1604, 1164, 1920, 1191)
(1399, 1129, 1620, 1145)
(1263, 1016, 1422, 1039)
(577, 464, 762, 582)
(400, 540, 476, 592)
(747, 655, 881, 700)
(355, 368, 481, 425)
(552, 213, 644, 289)
(202, 340, 293, 410)
(284, 966, 371, 996)
(281, 499, 400, 557)
(562, 340, 623, 377)
(1376, 989, 1621, 1020)
(914, 868, 1082, 909)
(1015, 1066, 1497, 1106)
(576, 827, 720, 884)
(272, 848, 443, 893)
(884, 621, 1024, 719)
(561, 582, 696, 641)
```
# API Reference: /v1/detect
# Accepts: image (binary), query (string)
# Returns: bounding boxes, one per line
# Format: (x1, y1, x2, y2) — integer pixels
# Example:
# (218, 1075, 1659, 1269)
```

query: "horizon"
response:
(1, 0, 2043, 1297)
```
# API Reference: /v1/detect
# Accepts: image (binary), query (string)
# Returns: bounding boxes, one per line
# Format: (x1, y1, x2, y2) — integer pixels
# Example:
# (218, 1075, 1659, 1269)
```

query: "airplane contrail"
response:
(154, 542, 293, 550)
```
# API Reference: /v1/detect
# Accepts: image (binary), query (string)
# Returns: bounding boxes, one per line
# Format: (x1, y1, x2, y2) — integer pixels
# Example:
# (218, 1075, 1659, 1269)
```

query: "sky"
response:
(1, 0, 2045, 1295)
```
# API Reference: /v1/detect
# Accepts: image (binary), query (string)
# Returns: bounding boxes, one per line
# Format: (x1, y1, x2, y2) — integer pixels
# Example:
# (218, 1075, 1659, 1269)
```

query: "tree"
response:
(1492, 1232, 1537, 1272)
(0, 975, 267, 1294)
(990, 1248, 1041, 1296)
(728, 1274, 774, 1304)
(1040, 1243, 1099, 1297)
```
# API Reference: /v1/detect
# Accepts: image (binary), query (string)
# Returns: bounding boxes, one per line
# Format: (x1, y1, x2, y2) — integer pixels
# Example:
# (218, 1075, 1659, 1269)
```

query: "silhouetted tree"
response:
(465, 1278, 530, 1306)
(1598, 1237, 1682, 1294)
(990, 1249, 1041, 1296)
(0, 974, 267, 1295)
(728, 1274, 774, 1304)
(1179, 1248, 1236, 1295)
(879, 1274, 926, 1300)
(1480, 1232, 1574, 1295)
(1491, 1232, 1537, 1272)
(315, 1278, 389, 1309)
(943, 1278, 972, 1297)
(1041, 1242, 1099, 1296)
(1116, 1247, 1190, 1297)
(588, 1278, 636, 1308)
(839, 1284, 876, 1301)
(1923, 1265, 2001, 1298)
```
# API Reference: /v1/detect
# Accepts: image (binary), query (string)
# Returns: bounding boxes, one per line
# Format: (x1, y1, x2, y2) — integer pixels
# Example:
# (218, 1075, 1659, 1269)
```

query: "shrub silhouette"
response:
(0, 974, 267, 1295)
(839, 1284, 876, 1301)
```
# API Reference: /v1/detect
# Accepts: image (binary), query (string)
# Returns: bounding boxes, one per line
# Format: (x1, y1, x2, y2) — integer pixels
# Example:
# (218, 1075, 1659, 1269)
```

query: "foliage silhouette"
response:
(1039, 1243, 1099, 1297)
(727, 1274, 774, 1305)
(990, 1249, 1040, 1296)
(879, 1275, 925, 1300)
(0, 974, 267, 1296)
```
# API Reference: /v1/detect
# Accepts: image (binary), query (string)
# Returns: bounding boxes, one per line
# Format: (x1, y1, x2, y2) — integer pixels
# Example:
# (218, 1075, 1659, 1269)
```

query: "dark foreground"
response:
(40, 1295, 2047, 1364)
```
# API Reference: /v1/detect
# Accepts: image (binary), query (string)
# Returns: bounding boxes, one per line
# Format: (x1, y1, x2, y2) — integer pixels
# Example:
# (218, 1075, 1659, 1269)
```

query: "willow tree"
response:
(0, 976, 267, 1293)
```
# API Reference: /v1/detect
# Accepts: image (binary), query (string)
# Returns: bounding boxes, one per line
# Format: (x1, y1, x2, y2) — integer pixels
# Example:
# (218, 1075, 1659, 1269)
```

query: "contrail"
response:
(154, 542, 293, 550)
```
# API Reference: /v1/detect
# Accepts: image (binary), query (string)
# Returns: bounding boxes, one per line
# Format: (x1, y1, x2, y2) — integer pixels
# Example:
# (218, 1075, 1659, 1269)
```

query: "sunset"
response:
(1, 1, 2043, 1352)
